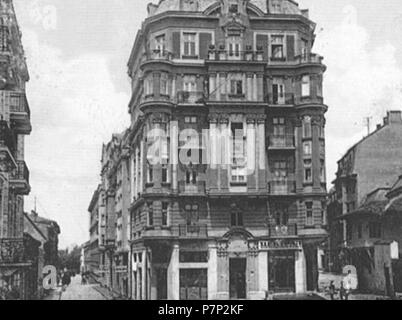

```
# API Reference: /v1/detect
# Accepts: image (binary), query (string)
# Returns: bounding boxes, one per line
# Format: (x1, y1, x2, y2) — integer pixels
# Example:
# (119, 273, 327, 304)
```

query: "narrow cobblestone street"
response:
(47, 276, 107, 300)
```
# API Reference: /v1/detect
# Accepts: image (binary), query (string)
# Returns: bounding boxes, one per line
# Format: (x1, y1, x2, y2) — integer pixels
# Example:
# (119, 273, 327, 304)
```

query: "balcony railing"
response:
(269, 180, 296, 195)
(10, 161, 30, 184)
(295, 53, 324, 64)
(7, 91, 30, 116)
(268, 135, 295, 149)
(175, 224, 208, 238)
(177, 91, 205, 104)
(269, 224, 298, 238)
(178, 181, 206, 195)
(207, 50, 264, 62)
(267, 93, 295, 105)
(0, 238, 25, 264)
(0, 120, 16, 153)
(144, 49, 173, 62)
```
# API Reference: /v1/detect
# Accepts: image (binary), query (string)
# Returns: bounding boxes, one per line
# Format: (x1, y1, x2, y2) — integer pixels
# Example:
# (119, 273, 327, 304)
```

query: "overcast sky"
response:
(13, 0, 402, 249)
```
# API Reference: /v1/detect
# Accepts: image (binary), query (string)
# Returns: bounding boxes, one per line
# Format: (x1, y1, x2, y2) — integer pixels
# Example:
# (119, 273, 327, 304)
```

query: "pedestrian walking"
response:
(339, 281, 346, 300)
(328, 281, 336, 300)
(344, 271, 353, 300)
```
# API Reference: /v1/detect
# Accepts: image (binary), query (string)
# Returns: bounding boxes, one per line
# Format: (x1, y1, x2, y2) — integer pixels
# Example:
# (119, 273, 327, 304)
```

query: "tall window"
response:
(184, 116, 198, 124)
(302, 116, 312, 138)
(228, 36, 241, 59)
(155, 34, 166, 56)
(186, 170, 197, 185)
(273, 160, 288, 179)
(272, 80, 285, 105)
(148, 203, 154, 227)
(183, 33, 197, 57)
(274, 205, 289, 226)
(320, 160, 326, 183)
(147, 162, 153, 183)
(304, 159, 312, 183)
(162, 202, 169, 226)
(273, 117, 286, 136)
(162, 164, 169, 183)
(185, 204, 199, 225)
(145, 77, 153, 96)
(230, 80, 243, 96)
(306, 202, 313, 226)
(231, 211, 243, 227)
(301, 39, 308, 59)
(302, 75, 311, 97)
(271, 35, 284, 60)
(303, 141, 312, 156)
(160, 73, 168, 96)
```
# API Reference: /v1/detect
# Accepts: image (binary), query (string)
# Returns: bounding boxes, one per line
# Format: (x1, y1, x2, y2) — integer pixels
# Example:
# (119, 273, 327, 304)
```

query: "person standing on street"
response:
(339, 281, 346, 300)
(344, 270, 353, 300)
(329, 281, 336, 300)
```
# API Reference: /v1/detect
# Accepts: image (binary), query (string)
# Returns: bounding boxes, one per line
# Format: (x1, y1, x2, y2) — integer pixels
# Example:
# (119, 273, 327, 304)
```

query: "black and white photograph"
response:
(1, 0, 402, 305)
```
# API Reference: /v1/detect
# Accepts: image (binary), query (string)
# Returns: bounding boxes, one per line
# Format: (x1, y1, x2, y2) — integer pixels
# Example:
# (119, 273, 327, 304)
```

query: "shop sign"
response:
(115, 266, 128, 274)
(259, 239, 302, 251)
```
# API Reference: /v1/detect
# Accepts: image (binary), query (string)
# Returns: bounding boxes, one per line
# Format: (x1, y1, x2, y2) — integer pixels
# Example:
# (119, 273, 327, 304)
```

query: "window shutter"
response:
(199, 33, 212, 59)
(286, 35, 295, 61)
(256, 34, 269, 61)
(172, 32, 181, 59)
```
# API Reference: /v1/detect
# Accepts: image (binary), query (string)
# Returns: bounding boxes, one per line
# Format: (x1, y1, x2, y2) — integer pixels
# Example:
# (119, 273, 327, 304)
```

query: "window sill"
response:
(228, 94, 245, 99)
(182, 55, 199, 60)
(270, 57, 286, 62)
(230, 182, 247, 187)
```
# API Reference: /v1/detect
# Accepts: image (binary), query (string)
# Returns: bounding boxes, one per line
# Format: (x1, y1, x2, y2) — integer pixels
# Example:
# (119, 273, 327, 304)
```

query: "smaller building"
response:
(337, 176, 402, 296)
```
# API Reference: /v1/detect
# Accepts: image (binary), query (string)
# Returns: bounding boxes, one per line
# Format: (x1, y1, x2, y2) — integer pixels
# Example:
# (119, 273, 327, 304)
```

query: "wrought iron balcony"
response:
(0, 91, 31, 134)
(296, 53, 324, 65)
(0, 120, 16, 154)
(142, 50, 173, 65)
(268, 180, 296, 195)
(10, 160, 30, 195)
(267, 93, 295, 106)
(207, 50, 264, 62)
(177, 91, 205, 104)
(268, 224, 298, 238)
(178, 181, 206, 195)
(268, 135, 295, 149)
(0, 238, 25, 264)
(175, 224, 208, 238)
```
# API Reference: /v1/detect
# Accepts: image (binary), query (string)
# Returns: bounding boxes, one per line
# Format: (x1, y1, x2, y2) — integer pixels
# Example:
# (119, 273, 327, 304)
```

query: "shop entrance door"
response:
(269, 251, 295, 293)
(230, 258, 247, 299)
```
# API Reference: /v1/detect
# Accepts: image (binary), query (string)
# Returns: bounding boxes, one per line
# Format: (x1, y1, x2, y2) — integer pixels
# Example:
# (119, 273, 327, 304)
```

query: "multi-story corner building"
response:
(0, 0, 32, 300)
(126, 0, 328, 300)
(329, 111, 402, 272)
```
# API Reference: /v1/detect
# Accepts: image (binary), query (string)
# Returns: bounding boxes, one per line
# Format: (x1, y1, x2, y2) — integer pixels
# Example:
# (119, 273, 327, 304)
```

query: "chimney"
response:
(376, 124, 382, 130)
(31, 210, 38, 220)
(387, 111, 402, 124)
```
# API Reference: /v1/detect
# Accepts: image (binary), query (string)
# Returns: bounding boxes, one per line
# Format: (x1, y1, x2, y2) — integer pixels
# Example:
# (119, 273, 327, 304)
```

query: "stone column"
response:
(216, 73, 221, 101)
(258, 251, 268, 294)
(142, 250, 147, 300)
(135, 147, 139, 199)
(168, 244, 180, 300)
(208, 244, 218, 300)
(295, 250, 307, 294)
(247, 73, 253, 101)
(140, 141, 145, 193)
(209, 74, 216, 100)
(253, 74, 258, 101)
(171, 121, 178, 192)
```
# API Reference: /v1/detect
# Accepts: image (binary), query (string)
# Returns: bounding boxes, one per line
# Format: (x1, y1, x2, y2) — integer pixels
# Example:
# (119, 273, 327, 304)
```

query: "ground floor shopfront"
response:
(130, 232, 321, 300)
